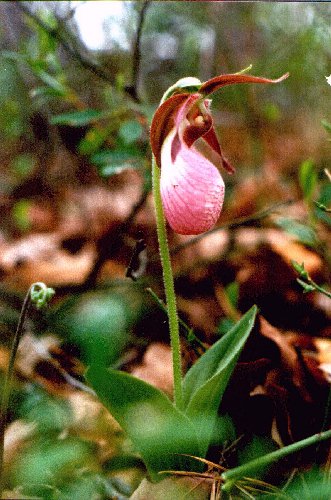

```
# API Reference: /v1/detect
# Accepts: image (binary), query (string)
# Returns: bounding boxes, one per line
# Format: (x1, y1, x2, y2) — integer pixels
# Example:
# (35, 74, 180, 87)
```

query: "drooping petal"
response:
(175, 95, 235, 174)
(201, 127, 235, 174)
(151, 71, 289, 235)
(199, 72, 289, 96)
(160, 128, 225, 235)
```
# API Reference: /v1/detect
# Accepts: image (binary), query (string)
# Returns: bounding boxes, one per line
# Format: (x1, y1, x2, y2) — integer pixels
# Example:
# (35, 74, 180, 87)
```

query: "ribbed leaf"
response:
(182, 306, 257, 456)
(86, 366, 201, 481)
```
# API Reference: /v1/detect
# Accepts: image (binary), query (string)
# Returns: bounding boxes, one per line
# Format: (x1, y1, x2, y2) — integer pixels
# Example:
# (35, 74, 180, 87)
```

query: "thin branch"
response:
(146, 287, 206, 354)
(60, 1, 87, 23)
(17, 1, 114, 85)
(0, 288, 32, 496)
(126, 0, 151, 102)
(84, 188, 150, 288)
(18, 1, 150, 103)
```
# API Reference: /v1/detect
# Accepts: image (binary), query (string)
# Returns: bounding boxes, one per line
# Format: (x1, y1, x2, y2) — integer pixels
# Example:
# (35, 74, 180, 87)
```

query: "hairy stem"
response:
(152, 157, 184, 411)
(0, 283, 53, 496)
(146, 287, 206, 354)
(0, 287, 32, 497)
(308, 278, 331, 299)
(129, 0, 151, 101)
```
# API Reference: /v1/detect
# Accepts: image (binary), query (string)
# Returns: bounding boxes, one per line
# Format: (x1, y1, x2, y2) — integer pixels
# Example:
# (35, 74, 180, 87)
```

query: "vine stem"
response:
(308, 279, 331, 299)
(0, 286, 32, 497)
(221, 429, 331, 491)
(152, 156, 184, 411)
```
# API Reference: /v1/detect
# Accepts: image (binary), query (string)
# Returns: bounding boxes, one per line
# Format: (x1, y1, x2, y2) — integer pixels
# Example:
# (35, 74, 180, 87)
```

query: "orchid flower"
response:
(150, 72, 289, 235)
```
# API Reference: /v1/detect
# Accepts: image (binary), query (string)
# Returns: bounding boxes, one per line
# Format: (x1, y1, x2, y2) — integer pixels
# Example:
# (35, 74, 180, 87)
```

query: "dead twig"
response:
(84, 188, 150, 288)
(126, 0, 151, 102)
(17, 2, 115, 85)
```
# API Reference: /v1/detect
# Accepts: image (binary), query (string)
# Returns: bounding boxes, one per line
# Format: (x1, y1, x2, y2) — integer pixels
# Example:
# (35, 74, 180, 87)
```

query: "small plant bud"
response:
(30, 282, 55, 309)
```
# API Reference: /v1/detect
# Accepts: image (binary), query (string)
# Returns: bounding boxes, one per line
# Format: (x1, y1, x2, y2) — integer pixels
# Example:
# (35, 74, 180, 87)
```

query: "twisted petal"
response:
(175, 94, 235, 174)
(150, 93, 190, 168)
(199, 72, 289, 96)
(160, 128, 225, 235)
(151, 71, 289, 235)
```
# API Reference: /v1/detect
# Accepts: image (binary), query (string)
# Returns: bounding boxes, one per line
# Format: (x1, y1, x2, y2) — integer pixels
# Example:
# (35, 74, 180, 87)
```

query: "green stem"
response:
(152, 156, 184, 411)
(308, 278, 331, 299)
(0, 286, 32, 497)
(221, 429, 331, 491)
(146, 287, 206, 353)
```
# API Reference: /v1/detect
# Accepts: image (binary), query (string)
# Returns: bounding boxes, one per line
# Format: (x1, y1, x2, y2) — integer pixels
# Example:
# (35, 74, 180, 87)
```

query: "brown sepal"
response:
(202, 127, 235, 174)
(181, 99, 235, 174)
(150, 93, 189, 167)
(182, 113, 213, 148)
(200, 72, 289, 96)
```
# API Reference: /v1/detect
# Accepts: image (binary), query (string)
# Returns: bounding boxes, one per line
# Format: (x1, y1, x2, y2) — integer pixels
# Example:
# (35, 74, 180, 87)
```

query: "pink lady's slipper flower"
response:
(150, 72, 288, 235)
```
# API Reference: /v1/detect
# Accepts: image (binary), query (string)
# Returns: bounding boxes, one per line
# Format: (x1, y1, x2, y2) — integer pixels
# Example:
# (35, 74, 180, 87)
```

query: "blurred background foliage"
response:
(0, 1, 331, 498)
(0, 1, 330, 189)
(0, 0, 330, 227)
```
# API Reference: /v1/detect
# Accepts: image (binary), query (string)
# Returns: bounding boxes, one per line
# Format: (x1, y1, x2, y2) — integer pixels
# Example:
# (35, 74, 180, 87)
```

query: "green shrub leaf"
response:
(118, 120, 143, 144)
(275, 217, 317, 247)
(50, 109, 106, 126)
(299, 159, 317, 201)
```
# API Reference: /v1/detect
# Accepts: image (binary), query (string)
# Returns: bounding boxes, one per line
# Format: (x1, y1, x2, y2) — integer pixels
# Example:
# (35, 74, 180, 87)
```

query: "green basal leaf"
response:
(212, 413, 236, 448)
(217, 317, 236, 337)
(182, 306, 257, 457)
(50, 109, 107, 126)
(20, 388, 71, 433)
(51, 290, 139, 366)
(183, 306, 257, 407)
(13, 436, 94, 487)
(299, 159, 317, 202)
(85, 366, 201, 481)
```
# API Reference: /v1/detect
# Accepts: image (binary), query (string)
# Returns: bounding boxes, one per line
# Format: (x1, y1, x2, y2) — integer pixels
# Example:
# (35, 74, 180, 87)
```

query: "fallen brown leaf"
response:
(131, 342, 173, 396)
